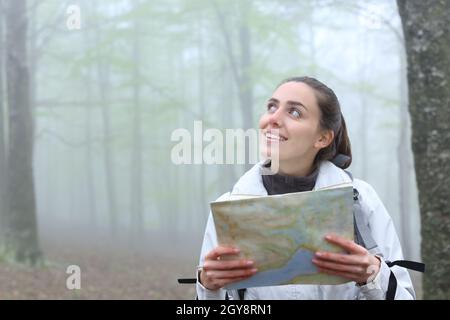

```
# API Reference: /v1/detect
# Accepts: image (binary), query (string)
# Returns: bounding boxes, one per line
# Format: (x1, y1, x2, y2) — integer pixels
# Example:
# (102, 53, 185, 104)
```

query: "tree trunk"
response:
(397, 0, 450, 299)
(197, 12, 207, 226)
(83, 12, 97, 229)
(0, 0, 7, 240)
(213, 2, 253, 171)
(95, 21, 119, 236)
(238, 3, 253, 132)
(306, 1, 317, 75)
(5, 0, 41, 263)
(28, 0, 37, 122)
(220, 62, 237, 194)
(92, 2, 119, 237)
(238, 3, 253, 172)
(358, 25, 369, 180)
(98, 64, 119, 237)
(130, 17, 144, 241)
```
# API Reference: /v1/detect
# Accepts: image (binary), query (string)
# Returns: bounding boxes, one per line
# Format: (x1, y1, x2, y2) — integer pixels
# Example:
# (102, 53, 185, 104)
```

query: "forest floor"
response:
(0, 236, 423, 299)
(0, 242, 197, 299)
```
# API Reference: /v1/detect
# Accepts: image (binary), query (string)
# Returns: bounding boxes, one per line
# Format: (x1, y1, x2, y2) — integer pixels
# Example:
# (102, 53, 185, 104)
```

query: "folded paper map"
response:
(210, 183, 354, 290)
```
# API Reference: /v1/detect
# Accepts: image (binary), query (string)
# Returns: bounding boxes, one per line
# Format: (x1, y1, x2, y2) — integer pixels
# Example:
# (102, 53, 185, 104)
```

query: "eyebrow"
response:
(268, 98, 308, 111)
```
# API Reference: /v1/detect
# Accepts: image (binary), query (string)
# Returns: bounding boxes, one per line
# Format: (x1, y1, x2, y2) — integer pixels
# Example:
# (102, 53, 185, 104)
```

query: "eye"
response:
(267, 103, 277, 113)
(289, 108, 302, 119)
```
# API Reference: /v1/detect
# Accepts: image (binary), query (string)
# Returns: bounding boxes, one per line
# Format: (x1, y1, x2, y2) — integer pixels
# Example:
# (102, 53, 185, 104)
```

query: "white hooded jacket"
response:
(196, 160, 416, 300)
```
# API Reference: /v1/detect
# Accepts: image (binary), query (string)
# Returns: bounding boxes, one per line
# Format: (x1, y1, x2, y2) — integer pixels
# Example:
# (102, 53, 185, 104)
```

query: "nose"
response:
(268, 108, 284, 128)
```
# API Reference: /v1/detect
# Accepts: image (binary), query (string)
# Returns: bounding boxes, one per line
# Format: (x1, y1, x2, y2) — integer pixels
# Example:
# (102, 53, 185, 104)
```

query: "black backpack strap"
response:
(225, 288, 246, 300)
(385, 260, 425, 300)
(238, 288, 246, 300)
(386, 270, 398, 300)
(386, 260, 425, 272)
(177, 278, 197, 284)
(179, 277, 247, 300)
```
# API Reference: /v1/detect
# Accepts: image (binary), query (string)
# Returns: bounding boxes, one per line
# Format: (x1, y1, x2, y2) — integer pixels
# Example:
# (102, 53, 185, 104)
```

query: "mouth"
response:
(264, 130, 287, 142)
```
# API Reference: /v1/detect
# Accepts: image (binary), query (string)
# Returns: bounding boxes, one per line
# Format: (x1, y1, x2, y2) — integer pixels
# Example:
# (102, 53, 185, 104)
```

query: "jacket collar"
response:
(230, 160, 352, 196)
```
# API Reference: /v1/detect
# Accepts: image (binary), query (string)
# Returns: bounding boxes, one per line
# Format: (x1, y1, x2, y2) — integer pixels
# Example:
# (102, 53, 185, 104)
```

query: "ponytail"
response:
(331, 115, 352, 169)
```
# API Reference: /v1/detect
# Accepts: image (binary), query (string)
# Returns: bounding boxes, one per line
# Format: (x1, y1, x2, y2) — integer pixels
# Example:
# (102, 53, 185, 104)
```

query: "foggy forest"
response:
(0, 0, 448, 300)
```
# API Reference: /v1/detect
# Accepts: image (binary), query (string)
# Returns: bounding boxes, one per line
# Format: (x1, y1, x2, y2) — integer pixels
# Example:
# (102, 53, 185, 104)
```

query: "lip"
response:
(264, 130, 287, 142)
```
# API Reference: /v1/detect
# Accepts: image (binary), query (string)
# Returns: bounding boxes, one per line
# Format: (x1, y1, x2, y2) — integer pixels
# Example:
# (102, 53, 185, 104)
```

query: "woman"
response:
(196, 76, 416, 299)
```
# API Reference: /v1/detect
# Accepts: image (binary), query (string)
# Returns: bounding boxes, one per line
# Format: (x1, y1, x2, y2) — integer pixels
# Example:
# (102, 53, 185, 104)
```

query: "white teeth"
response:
(265, 133, 286, 141)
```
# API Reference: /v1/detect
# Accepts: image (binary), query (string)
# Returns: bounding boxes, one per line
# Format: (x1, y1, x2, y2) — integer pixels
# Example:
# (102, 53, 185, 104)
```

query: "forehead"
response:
(272, 82, 318, 109)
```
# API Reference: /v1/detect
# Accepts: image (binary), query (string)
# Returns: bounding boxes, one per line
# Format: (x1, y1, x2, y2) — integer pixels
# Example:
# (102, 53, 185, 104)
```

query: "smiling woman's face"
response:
(259, 81, 330, 175)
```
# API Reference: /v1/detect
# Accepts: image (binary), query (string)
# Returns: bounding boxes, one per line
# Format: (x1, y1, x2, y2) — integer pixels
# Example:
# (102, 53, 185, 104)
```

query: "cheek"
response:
(259, 114, 269, 129)
(288, 125, 318, 147)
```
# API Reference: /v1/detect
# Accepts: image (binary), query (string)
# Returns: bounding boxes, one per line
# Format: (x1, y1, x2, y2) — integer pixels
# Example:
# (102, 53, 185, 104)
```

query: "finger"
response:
(216, 276, 252, 288)
(205, 246, 240, 260)
(228, 276, 252, 284)
(317, 267, 361, 282)
(312, 258, 366, 274)
(204, 268, 258, 280)
(203, 259, 255, 271)
(324, 234, 367, 254)
(314, 251, 370, 266)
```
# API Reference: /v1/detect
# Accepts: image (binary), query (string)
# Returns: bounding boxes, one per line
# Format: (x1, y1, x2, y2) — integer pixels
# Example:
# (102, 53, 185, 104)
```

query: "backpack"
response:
(179, 170, 425, 300)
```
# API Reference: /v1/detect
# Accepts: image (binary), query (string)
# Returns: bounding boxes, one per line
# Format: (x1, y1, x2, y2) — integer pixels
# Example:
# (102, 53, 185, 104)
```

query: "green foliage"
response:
(0, 245, 16, 264)
(0, 244, 45, 267)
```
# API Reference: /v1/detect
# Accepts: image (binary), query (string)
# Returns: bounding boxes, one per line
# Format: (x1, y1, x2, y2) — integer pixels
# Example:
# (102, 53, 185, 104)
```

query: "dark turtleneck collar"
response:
(261, 162, 319, 195)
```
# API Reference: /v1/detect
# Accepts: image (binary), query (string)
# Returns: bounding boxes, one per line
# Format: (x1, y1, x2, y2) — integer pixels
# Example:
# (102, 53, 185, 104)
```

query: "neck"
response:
(272, 158, 316, 177)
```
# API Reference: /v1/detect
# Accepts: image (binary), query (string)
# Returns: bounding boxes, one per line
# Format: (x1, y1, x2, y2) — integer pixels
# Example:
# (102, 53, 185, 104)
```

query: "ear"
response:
(314, 130, 334, 149)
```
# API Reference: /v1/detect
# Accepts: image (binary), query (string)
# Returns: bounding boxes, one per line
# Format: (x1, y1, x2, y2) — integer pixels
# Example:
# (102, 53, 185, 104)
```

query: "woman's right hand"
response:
(199, 246, 258, 291)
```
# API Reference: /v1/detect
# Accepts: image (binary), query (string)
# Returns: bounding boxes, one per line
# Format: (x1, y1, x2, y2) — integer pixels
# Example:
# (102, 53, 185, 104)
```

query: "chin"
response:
(261, 144, 285, 158)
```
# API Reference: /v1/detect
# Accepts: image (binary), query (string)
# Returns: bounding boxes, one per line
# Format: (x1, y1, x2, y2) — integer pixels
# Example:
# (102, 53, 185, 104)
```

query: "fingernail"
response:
(312, 259, 318, 264)
(251, 268, 258, 273)
(246, 260, 254, 266)
(315, 252, 323, 257)
(233, 248, 240, 253)
(325, 235, 332, 240)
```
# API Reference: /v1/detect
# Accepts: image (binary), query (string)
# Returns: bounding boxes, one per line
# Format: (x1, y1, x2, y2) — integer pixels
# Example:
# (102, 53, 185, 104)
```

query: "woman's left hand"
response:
(312, 234, 381, 285)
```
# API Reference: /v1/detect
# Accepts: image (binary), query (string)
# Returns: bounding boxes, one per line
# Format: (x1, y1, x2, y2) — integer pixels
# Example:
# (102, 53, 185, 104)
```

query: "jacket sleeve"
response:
(355, 180, 416, 300)
(196, 192, 240, 300)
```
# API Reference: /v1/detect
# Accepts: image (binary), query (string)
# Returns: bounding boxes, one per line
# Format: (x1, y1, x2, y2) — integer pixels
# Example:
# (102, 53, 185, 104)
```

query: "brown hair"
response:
(277, 76, 352, 169)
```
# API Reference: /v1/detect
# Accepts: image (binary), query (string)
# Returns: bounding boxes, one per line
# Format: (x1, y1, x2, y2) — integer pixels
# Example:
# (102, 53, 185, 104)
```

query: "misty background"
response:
(0, 0, 423, 299)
